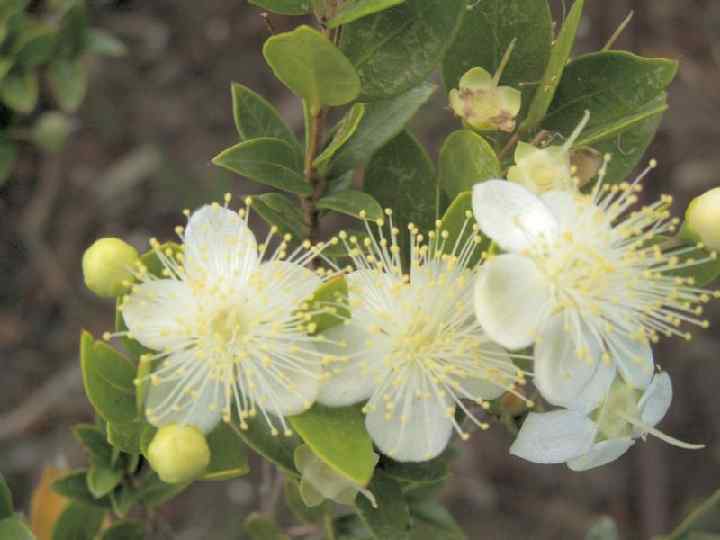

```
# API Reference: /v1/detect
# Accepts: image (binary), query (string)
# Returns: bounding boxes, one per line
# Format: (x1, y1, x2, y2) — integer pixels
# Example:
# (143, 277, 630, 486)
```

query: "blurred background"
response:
(2, 0, 720, 538)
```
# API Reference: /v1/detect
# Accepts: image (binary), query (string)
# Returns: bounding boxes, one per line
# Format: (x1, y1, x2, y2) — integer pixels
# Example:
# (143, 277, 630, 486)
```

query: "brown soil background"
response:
(2, 1, 720, 538)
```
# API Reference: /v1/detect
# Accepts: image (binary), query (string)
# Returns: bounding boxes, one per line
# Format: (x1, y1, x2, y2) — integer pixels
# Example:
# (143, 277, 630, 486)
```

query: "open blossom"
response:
(317, 211, 528, 462)
(472, 176, 718, 412)
(449, 67, 521, 132)
(510, 373, 703, 470)
(115, 200, 329, 436)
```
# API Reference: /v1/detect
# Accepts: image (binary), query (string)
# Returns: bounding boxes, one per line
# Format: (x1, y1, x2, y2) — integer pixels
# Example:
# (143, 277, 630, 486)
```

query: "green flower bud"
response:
(31, 112, 74, 153)
(449, 67, 521, 132)
(685, 187, 720, 250)
(147, 425, 211, 484)
(82, 237, 139, 298)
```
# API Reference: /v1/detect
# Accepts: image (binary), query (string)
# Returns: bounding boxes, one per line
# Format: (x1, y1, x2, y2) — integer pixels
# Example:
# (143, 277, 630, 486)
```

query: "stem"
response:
(498, 131, 520, 161)
(603, 11, 634, 51)
(323, 512, 337, 540)
(664, 488, 720, 540)
(301, 106, 326, 242)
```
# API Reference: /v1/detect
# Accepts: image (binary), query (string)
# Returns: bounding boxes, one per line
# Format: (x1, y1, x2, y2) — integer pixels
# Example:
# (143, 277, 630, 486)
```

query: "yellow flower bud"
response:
(685, 187, 720, 250)
(507, 142, 574, 194)
(147, 425, 211, 484)
(82, 237, 139, 298)
(449, 67, 521, 132)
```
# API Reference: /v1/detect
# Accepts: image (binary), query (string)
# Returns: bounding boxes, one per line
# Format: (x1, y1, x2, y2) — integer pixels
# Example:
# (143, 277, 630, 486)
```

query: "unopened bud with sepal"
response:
(82, 237, 139, 298)
(147, 425, 211, 484)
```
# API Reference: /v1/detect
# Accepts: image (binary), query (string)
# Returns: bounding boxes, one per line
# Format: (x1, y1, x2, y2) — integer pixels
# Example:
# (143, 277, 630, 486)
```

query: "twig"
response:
(497, 131, 521, 162)
(603, 11, 635, 51)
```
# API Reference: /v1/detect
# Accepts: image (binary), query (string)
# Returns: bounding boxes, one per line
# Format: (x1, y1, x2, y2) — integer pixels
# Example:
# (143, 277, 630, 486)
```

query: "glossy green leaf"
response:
(248, 0, 311, 15)
(523, 0, 585, 131)
(409, 499, 465, 540)
(438, 130, 499, 201)
(48, 58, 87, 113)
(263, 25, 360, 111)
(381, 454, 449, 487)
(289, 404, 375, 486)
(52, 502, 104, 540)
(87, 463, 122, 499)
(0, 139, 16, 185)
(299, 276, 350, 335)
(314, 103, 365, 168)
(203, 422, 250, 481)
(73, 424, 123, 497)
(328, 0, 406, 28)
(251, 193, 305, 240)
(234, 417, 301, 475)
(87, 29, 127, 57)
(106, 420, 143, 454)
(0, 516, 35, 540)
(1, 72, 38, 113)
(212, 137, 310, 195)
(443, 0, 552, 108)
(52, 471, 112, 508)
(330, 82, 435, 175)
(0, 474, 13, 519)
(244, 513, 290, 540)
(73, 425, 112, 461)
(232, 83, 299, 150)
(356, 472, 410, 540)
(317, 190, 383, 221)
(80, 331, 137, 424)
(99, 520, 144, 540)
(341, 0, 464, 100)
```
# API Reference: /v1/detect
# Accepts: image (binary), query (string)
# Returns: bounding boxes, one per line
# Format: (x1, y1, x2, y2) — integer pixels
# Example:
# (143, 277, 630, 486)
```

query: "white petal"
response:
(540, 191, 580, 227)
(638, 373, 672, 427)
(566, 438, 635, 471)
(365, 370, 454, 462)
(510, 410, 597, 464)
(607, 332, 654, 390)
(472, 180, 558, 252)
(456, 340, 515, 401)
(250, 261, 322, 319)
(183, 204, 258, 289)
(316, 323, 390, 407)
(122, 279, 199, 351)
(535, 314, 617, 412)
(473, 254, 552, 350)
(145, 353, 224, 434)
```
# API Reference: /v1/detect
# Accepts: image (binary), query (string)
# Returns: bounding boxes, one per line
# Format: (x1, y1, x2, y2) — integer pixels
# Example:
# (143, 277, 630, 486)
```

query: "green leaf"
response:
(52, 471, 112, 508)
(73, 424, 113, 462)
(56, 2, 88, 59)
(87, 463, 122, 499)
(523, 0, 585, 131)
(80, 331, 137, 424)
(543, 51, 677, 183)
(0, 138, 17, 185)
(317, 190, 383, 221)
(248, 0, 311, 15)
(244, 513, 290, 540)
(381, 454, 449, 487)
(299, 276, 350, 335)
(0, 474, 13, 519)
(0, 72, 38, 113)
(340, 0, 465, 100)
(203, 422, 250, 481)
(330, 82, 435, 175)
(106, 420, 143, 454)
(15, 22, 57, 68)
(263, 25, 360, 111)
(364, 130, 436, 254)
(283, 476, 330, 524)
(438, 130, 499, 201)
(328, 0, 406, 29)
(86, 29, 127, 57)
(436, 191, 486, 267)
(73, 424, 123, 497)
(289, 404, 375, 486)
(133, 474, 188, 509)
(0, 516, 35, 540)
(234, 417, 301, 475)
(356, 472, 410, 540)
(443, 0, 552, 108)
(212, 137, 310, 195)
(48, 58, 87, 113)
(251, 193, 305, 240)
(52, 502, 104, 540)
(667, 243, 720, 288)
(314, 104, 366, 168)
(409, 499, 465, 540)
(99, 520, 144, 540)
(585, 516, 619, 540)
(231, 83, 299, 150)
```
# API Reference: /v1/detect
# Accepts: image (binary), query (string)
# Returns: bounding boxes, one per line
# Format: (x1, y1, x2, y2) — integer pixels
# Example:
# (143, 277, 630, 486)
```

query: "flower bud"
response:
(82, 237, 139, 298)
(684, 187, 720, 250)
(449, 67, 521, 132)
(507, 142, 574, 193)
(147, 425, 211, 484)
(31, 112, 74, 153)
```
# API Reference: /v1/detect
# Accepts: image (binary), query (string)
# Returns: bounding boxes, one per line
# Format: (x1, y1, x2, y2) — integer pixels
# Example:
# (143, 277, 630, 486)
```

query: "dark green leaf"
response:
(87, 463, 122, 499)
(381, 454, 449, 487)
(315, 103, 365, 168)
(86, 29, 127, 57)
(317, 190, 383, 221)
(341, 0, 465, 100)
(203, 422, 250, 481)
(523, 0, 585, 131)
(443, 0, 552, 108)
(48, 58, 87, 113)
(244, 513, 290, 540)
(0, 72, 38, 113)
(15, 22, 57, 68)
(438, 130, 499, 201)
(299, 276, 350, 335)
(263, 25, 360, 111)
(0, 516, 35, 540)
(0, 138, 16, 185)
(99, 520, 144, 540)
(289, 404, 375, 486)
(251, 193, 305, 240)
(409, 499, 465, 540)
(52, 471, 112, 508)
(56, 2, 88, 59)
(356, 472, 410, 540)
(0, 474, 13, 519)
(248, 0, 311, 15)
(330, 82, 435, 175)
(73, 424, 123, 497)
(134, 473, 188, 509)
(328, 0, 406, 29)
(73, 424, 113, 463)
(106, 420, 143, 454)
(212, 137, 310, 195)
(436, 191, 486, 267)
(234, 417, 301, 475)
(80, 331, 137, 424)
(52, 502, 104, 540)
(232, 83, 299, 150)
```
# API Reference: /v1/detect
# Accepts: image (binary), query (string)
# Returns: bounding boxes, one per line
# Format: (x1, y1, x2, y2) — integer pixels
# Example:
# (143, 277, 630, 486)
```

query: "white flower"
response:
(317, 211, 528, 462)
(510, 373, 703, 471)
(472, 176, 717, 412)
(116, 200, 328, 436)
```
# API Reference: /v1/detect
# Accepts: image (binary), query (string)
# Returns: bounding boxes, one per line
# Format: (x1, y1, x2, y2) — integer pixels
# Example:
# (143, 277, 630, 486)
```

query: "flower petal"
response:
(534, 314, 617, 412)
(566, 438, 634, 471)
(607, 332, 654, 390)
(121, 279, 199, 352)
(455, 340, 516, 401)
(510, 410, 597, 464)
(183, 204, 258, 290)
(250, 261, 322, 319)
(540, 191, 580, 227)
(638, 373, 672, 428)
(498, 86, 522, 116)
(473, 254, 552, 350)
(472, 180, 558, 252)
(459, 67, 493, 91)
